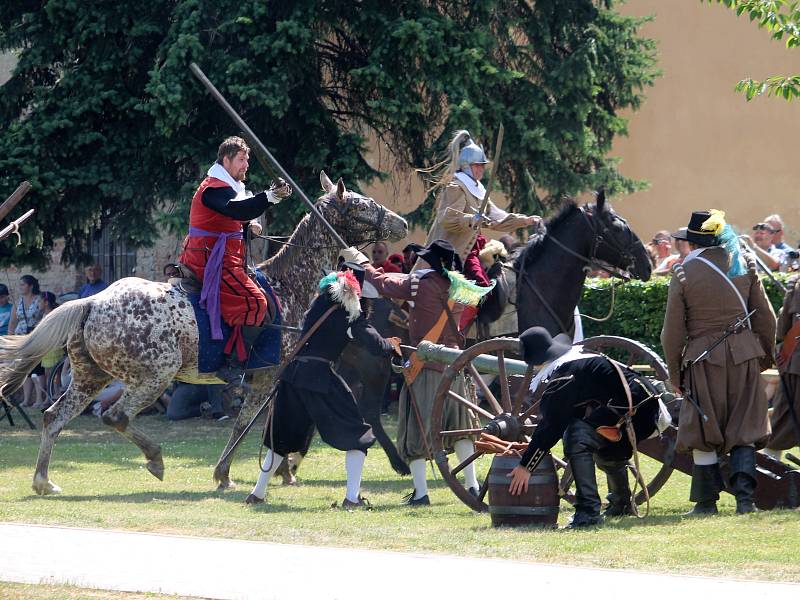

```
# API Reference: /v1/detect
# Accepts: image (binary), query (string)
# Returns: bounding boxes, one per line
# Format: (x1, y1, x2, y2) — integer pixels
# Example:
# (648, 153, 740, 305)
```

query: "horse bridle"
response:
(324, 192, 387, 247)
(547, 205, 638, 279)
(518, 204, 639, 335)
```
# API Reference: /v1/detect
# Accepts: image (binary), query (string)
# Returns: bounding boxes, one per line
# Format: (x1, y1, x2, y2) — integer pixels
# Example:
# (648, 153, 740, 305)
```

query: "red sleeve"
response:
(364, 264, 416, 301)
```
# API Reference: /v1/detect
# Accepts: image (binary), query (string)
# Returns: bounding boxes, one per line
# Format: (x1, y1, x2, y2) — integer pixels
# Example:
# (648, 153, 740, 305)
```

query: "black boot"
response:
(216, 325, 264, 387)
(685, 463, 723, 516)
(567, 452, 604, 527)
(563, 421, 604, 528)
(596, 457, 632, 517)
(729, 446, 758, 514)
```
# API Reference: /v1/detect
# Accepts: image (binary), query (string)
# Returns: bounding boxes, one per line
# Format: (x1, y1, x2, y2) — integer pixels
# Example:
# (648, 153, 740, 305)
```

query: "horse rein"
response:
(516, 205, 637, 335)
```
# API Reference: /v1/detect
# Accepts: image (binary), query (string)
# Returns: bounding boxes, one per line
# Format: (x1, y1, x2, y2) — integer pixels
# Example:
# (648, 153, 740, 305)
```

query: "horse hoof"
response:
(280, 474, 297, 486)
(216, 479, 237, 492)
(32, 479, 62, 496)
(146, 457, 165, 481)
(393, 464, 411, 476)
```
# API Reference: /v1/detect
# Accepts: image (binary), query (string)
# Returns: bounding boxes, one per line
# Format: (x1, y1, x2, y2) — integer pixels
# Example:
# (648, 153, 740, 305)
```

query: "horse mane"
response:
(258, 212, 319, 278)
(514, 201, 581, 270)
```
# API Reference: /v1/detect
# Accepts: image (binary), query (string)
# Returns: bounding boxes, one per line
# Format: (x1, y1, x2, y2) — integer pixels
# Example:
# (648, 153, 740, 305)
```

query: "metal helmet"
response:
(458, 138, 489, 172)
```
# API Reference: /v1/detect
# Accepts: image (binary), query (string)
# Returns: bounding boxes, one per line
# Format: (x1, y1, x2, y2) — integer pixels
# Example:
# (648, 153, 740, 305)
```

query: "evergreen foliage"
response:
(0, 1, 657, 267)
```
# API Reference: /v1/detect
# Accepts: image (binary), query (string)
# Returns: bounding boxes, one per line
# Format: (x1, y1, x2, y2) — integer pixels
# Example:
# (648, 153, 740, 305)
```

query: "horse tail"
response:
(0, 299, 90, 399)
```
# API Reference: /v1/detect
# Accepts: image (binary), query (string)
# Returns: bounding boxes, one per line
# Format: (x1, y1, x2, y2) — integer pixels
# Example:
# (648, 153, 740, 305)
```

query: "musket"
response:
(189, 62, 348, 250)
(474, 124, 504, 228)
(681, 308, 757, 422)
(691, 308, 756, 364)
(740, 239, 787, 293)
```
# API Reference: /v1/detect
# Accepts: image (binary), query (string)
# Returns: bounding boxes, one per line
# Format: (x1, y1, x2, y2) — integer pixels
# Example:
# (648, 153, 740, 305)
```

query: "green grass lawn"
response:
(1, 412, 799, 582)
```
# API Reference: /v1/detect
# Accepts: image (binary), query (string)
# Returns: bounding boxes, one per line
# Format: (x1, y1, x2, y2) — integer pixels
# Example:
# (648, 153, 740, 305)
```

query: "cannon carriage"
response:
(411, 335, 800, 514)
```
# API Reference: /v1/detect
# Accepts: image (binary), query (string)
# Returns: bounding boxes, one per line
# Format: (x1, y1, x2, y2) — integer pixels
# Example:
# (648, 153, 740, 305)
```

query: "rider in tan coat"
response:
(421, 131, 539, 330)
(661, 210, 775, 515)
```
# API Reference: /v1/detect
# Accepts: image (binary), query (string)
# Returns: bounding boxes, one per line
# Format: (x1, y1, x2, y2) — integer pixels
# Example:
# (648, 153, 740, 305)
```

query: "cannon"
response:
(415, 335, 800, 513)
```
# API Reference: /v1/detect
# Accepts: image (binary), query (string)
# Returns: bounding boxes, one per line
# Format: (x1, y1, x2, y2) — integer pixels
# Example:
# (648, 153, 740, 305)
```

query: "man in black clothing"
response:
(246, 263, 401, 509)
(508, 327, 661, 527)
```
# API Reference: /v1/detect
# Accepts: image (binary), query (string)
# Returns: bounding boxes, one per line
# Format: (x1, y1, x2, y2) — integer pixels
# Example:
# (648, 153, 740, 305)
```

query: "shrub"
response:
(579, 273, 791, 356)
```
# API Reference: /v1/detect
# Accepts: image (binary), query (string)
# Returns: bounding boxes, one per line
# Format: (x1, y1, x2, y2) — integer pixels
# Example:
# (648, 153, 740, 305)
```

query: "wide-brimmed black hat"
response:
(519, 326, 573, 365)
(402, 243, 423, 254)
(670, 227, 689, 241)
(685, 211, 719, 247)
(340, 261, 365, 287)
(416, 239, 462, 275)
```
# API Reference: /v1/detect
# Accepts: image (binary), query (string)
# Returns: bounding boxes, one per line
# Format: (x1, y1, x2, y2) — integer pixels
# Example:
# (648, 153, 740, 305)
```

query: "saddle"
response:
(164, 263, 202, 295)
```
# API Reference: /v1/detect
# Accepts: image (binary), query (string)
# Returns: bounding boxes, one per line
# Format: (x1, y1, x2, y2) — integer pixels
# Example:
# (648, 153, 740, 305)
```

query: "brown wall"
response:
(611, 0, 800, 244)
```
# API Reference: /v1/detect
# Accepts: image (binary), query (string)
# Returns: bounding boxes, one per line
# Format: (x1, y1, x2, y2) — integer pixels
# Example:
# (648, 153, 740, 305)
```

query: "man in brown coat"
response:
(661, 210, 776, 515)
(764, 278, 800, 456)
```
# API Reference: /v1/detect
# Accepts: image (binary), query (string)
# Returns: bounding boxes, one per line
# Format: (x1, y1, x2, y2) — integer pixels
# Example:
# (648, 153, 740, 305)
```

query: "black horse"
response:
(514, 191, 651, 335)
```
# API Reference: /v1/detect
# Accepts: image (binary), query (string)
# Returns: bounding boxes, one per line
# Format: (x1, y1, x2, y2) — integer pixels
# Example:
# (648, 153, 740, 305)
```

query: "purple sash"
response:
(189, 226, 243, 340)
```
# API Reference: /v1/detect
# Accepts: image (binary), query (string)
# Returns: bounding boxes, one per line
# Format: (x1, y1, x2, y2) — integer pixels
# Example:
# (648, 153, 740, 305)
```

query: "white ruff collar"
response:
(529, 345, 587, 394)
(207, 163, 252, 200)
(454, 171, 486, 200)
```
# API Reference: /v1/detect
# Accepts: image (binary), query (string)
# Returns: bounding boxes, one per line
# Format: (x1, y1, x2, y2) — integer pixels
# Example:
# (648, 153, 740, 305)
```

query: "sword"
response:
(189, 63, 348, 250)
(474, 124, 504, 228)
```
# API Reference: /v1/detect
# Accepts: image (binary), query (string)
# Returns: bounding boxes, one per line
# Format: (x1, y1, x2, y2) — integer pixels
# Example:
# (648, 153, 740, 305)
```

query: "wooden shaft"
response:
(189, 63, 348, 249)
(0, 209, 35, 241)
(0, 181, 31, 223)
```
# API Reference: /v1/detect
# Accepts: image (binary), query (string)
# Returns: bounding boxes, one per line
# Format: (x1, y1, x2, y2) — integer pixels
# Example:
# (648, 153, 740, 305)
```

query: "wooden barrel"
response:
(487, 454, 559, 528)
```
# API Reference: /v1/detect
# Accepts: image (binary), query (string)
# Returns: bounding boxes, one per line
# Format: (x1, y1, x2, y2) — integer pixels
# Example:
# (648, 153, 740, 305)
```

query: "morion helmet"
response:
(458, 135, 489, 172)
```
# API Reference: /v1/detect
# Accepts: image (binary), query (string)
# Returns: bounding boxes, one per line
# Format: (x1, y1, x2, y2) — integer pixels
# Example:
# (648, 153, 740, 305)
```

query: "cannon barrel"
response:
(414, 340, 529, 377)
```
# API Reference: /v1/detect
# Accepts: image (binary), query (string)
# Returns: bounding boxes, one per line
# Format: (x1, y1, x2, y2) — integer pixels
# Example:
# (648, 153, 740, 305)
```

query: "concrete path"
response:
(1, 522, 798, 599)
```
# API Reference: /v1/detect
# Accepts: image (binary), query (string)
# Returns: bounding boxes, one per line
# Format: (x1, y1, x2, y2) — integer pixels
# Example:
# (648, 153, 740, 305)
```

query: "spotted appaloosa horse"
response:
(0, 172, 407, 496)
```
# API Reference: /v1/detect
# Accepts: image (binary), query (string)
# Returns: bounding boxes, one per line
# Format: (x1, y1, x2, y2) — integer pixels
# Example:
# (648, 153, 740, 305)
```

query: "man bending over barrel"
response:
(508, 327, 664, 528)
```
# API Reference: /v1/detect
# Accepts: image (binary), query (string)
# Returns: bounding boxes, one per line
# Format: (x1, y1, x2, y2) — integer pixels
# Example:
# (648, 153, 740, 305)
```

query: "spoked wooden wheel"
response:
(430, 338, 536, 513)
(430, 335, 678, 512)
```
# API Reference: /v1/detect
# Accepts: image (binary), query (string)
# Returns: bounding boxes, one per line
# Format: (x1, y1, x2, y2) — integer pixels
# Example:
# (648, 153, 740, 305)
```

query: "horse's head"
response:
(584, 190, 652, 281)
(317, 171, 408, 245)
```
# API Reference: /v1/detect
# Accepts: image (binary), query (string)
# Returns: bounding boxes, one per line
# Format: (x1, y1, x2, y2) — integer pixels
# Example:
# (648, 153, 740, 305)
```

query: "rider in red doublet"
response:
(179, 136, 292, 382)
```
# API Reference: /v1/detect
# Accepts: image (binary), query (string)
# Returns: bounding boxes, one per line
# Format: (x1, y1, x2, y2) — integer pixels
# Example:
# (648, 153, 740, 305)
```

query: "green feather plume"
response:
(445, 270, 495, 306)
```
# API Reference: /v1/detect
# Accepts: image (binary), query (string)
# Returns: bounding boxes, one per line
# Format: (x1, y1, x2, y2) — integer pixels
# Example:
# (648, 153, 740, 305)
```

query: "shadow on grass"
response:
(18, 489, 317, 512)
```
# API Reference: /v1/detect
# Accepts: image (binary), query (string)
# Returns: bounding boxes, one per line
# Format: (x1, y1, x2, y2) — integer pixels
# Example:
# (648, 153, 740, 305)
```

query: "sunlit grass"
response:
(1, 413, 799, 581)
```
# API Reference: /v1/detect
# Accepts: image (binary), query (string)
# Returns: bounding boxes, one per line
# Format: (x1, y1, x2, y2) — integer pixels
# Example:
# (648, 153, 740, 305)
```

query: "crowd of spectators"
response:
(645, 213, 798, 276)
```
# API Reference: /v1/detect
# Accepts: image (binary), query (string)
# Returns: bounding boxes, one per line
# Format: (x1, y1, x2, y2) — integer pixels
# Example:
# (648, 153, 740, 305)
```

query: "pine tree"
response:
(0, 1, 658, 266)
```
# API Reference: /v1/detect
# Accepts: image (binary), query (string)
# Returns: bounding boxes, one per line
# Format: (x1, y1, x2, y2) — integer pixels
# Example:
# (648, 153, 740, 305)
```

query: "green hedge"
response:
(579, 274, 791, 356)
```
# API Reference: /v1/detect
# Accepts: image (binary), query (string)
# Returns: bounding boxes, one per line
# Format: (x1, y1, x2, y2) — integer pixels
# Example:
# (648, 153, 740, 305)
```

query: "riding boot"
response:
(216, 325, 264, 387)
(596, 457, 632, 517)
(568, 452, 603, 527)
(563, 421, 604, 528)
(685, 464, 723, 516)
(729, 446, 758, 514)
